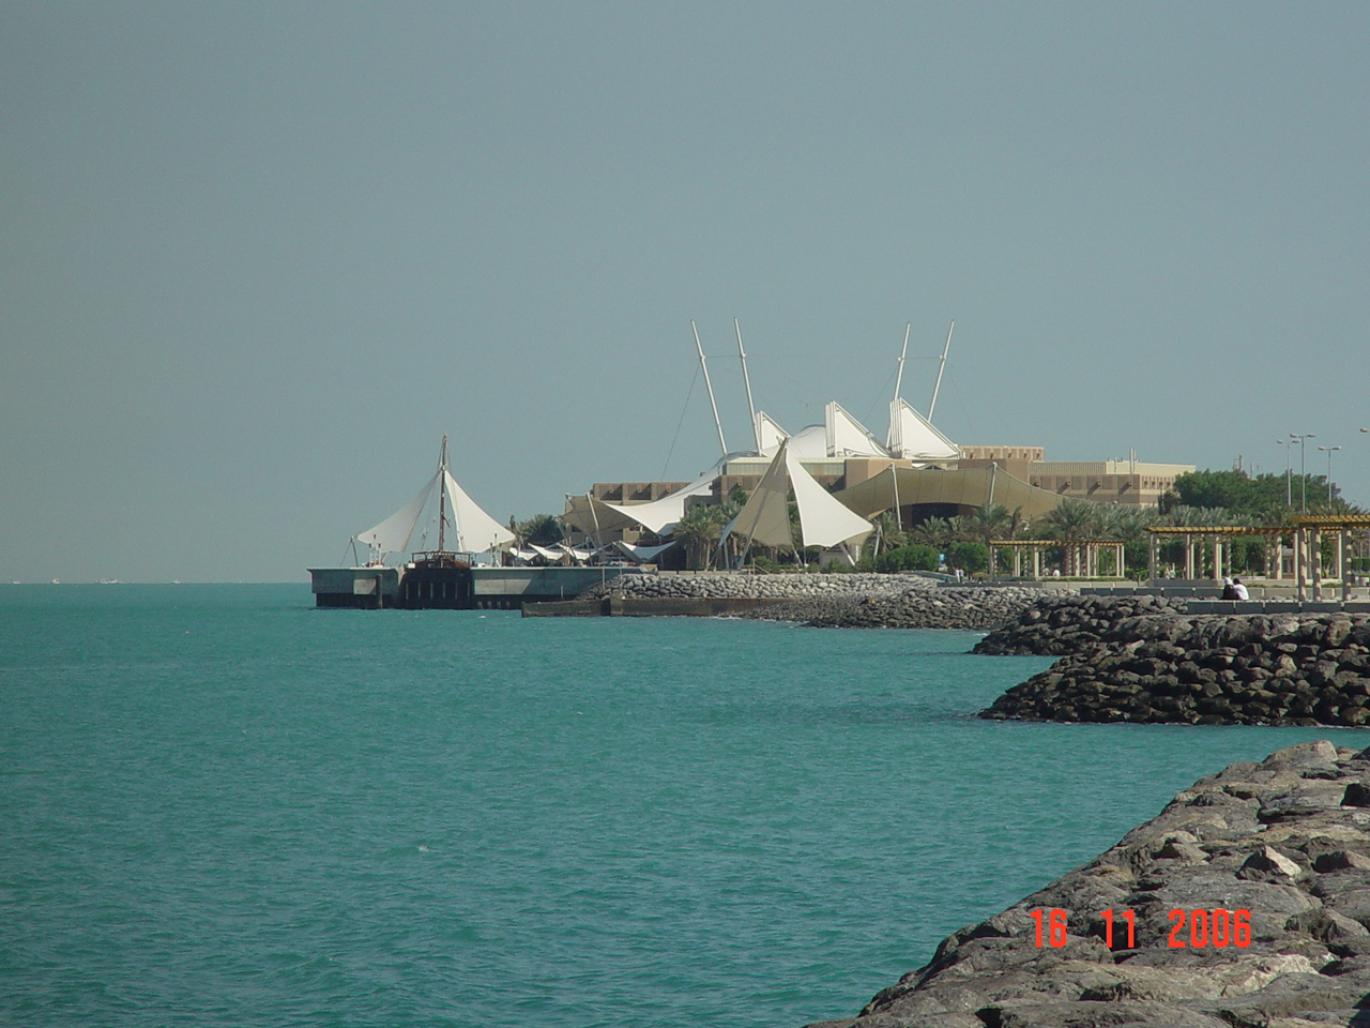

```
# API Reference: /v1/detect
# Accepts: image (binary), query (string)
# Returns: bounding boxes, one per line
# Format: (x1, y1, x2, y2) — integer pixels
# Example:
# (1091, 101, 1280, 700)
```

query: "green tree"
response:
(675, 504, 726, 570)
(909, 516, 956, 551)
(1043, 499, 1102, 575)
(516, 513, 564, 545)
(875, 543, 939, 573)
(946, 541, 988, 574)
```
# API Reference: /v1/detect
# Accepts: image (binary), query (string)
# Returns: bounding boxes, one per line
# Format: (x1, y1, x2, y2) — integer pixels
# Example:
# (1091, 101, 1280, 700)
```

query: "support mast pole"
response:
(928, 319, 955, 422)
(735, 318, 760, 452)
(437, 434, 448, 553)
(692, 320, 729, 458)
(889, 322, 911, 450)
(892, 322, 911, 404)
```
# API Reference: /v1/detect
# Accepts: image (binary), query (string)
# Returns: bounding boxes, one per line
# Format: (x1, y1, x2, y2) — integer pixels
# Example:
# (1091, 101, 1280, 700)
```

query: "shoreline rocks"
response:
(981, 613, 1370, 727)
(738, 586, 1043, 630)
(581, 572, 940, 602)
(579, 573, 1053, 630)
(808, 740, 1370, 1028)
(973, 594, 1187, 656)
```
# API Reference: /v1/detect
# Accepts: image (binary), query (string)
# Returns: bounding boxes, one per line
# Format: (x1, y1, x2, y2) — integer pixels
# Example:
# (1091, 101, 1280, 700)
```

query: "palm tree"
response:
(964, 504, 1014, 577)
(1043, 499, 1102, 576)
(675, 504, 722, 570)
(909, 516, 956, 551)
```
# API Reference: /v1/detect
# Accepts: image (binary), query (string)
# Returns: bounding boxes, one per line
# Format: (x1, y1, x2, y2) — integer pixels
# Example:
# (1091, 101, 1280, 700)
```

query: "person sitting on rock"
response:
(1221, 576, 1238, 600)
(1232, 577, 1250, 601)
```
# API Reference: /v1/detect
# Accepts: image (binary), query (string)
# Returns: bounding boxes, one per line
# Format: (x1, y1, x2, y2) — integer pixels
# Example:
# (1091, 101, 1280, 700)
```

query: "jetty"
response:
(808, 740, 1370, 1028)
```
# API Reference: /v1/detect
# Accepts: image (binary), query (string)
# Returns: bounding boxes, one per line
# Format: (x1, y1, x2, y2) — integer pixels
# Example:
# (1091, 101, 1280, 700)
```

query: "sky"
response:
(3, 1, 1368, 582)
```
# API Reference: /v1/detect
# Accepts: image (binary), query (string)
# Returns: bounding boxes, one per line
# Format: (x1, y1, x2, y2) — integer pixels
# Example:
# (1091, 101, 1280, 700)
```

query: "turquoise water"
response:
(3, 585, 1366, 1027)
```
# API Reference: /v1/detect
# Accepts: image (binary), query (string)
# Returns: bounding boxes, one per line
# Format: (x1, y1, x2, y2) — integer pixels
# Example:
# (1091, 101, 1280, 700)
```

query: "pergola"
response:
(1288, 514, 1370, 602)
(988, 538, 1126, 579)
(1145, 525, 1282, 585)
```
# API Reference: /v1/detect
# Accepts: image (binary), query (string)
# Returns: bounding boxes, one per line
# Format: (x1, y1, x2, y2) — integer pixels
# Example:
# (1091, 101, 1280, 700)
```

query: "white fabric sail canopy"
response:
(825, 401, 889, 458)
(528, 543, 564, 562)
(612, 539, 680, 563)
(755, 411, 789, 456)
(443, 469, 516, 553)
(595, 468, 718, 535)
(727, 440, 874, 553)
(785, 446, 874, 549)
(728, 442, 796, 549)
(887, 399, 959, 462)
(355, 472, 438, 562)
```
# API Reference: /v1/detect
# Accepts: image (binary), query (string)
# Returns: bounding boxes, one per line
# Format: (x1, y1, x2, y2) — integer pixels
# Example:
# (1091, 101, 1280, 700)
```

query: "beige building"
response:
(958, 446, 1193, 507)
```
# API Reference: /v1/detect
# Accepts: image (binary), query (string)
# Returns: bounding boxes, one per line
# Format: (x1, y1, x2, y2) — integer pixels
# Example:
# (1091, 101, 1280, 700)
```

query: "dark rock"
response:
(809, 743, 1370, 1028)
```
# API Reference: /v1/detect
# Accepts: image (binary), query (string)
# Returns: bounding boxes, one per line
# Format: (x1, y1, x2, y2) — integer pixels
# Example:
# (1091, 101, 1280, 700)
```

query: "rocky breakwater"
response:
(973, 594, 1187, 656)
(982, 612, 1370, 727)
(749, 586, 1045, 631)
(581, 572, 939, 602)
(809, 740, 1370, 1028)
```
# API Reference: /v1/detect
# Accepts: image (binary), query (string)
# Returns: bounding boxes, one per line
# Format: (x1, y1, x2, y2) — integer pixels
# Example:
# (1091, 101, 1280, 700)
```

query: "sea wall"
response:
(580, 572, 938, 601)
(737, 586, 1043, 630)
(981, 612, 1370, 727)
(808, 740, 1370, 1028)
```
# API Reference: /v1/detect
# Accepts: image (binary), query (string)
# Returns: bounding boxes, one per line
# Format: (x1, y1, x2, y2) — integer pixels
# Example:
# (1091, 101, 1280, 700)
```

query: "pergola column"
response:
(1342, 529, 1350, 604)
(1185, 534, 1194, 579)
(1032, 546, 1041, 579)
(1118, 543, 1125, 579)
(1148, 533, 1158, 583)
(1311, 526, 1322, 602)
(1013, 548, 1021, 577)
(1295, 527, 1306, 602)
(1213, 537, 1223, 583)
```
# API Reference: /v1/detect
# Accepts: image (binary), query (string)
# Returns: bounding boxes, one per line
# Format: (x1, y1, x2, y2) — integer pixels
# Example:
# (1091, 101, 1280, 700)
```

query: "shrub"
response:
(875, 543, 939, 573)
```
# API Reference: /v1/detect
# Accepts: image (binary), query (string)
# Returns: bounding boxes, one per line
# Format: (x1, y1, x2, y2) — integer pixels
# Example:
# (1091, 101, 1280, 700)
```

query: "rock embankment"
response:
(982, 613, 1370, 727)
(809, 740, 1370, 1028)
(581, 572, 938, 602)
(743, 586, 1042, 630)
(973, 594, 1186, 656)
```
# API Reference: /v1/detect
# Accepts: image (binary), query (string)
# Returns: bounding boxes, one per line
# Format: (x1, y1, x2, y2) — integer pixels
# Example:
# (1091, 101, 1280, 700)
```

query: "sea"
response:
(3, 584, 1365, 1027)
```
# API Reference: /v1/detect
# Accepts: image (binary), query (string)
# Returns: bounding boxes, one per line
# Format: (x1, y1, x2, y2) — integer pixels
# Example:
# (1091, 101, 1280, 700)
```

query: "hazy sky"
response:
(4, 2, 1368, 582)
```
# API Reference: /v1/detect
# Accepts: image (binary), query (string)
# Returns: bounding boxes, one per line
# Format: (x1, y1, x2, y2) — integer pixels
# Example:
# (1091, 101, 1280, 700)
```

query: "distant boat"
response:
(50, 578, 60, 585)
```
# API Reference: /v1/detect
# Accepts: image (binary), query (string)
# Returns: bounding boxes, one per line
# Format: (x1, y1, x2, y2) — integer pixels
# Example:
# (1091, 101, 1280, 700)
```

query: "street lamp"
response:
(1276, 438, 1292, 507)
(1317, 444, 1342, 504)
(1291, 433, 1316, 513)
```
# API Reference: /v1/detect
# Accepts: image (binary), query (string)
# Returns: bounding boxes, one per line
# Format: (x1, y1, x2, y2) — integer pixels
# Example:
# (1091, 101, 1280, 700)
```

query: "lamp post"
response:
(1317, 445, 1342, 504)
(1276, 438, 1292, 507)
(1291, 433, 1316, 512)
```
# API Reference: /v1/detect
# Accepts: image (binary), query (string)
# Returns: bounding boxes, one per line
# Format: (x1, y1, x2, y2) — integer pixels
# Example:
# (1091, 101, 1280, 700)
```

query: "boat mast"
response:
(437, 434, 448, 552)
(928, 319, 954, 422)
(735, 318, 760, 452)
(692, 320, 729, 458)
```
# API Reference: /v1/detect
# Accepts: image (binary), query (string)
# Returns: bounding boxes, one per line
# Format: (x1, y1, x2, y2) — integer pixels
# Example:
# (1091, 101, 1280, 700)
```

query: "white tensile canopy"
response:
(754, 411, 789, 456)
(354, 441, 515, 562)
(887, 399, 959, 463)
(443, 470, 516, 553)
(594, 467, 719, 535)
(558, 543, 595, 562)
(825, 402, 889, 458)
(356, 472, 438, 562)
(612, 539, 680, 563)
(726, 439, 874, 554)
